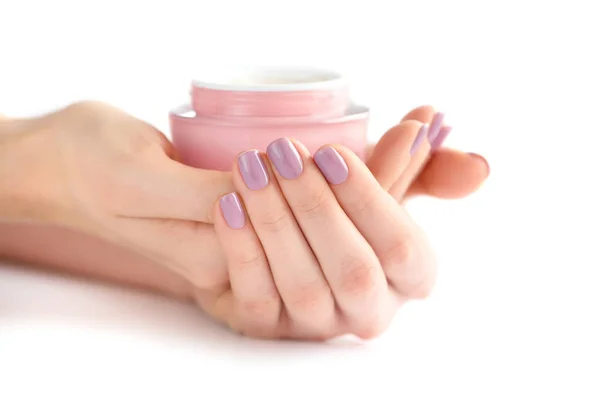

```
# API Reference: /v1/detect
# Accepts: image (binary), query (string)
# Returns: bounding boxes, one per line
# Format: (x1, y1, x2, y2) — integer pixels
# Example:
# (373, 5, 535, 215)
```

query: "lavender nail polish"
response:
(314, 146, 349, 185)
(266, 138, 303, 179)
(220, 192, 246, 229)
(410, 124, 429, 155)
(238, 150, 269, 190)
(431, 125, 452, 150)
(427, 112, 444, 143)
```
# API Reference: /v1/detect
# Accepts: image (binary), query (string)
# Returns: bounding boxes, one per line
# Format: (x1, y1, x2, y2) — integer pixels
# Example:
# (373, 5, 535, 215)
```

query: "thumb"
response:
(122, 158, 235, 224)
(166, 161, 236, 223)
(119, 119, 235, 224)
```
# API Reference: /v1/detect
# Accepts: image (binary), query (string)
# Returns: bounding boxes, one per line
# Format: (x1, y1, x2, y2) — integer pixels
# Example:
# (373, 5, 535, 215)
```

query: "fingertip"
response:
(319, 142, 354, 159)
(466, 152, 490, 178)
(408, 149, 490, 199)
(401, 105, 436, 124)
(165, 160, 235, 223)
(370, 119, 423, 156)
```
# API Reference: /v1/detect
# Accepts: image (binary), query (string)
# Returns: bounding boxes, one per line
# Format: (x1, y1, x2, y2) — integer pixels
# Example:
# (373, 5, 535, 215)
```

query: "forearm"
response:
(0, 119, 30, 220)
(1, 118, 69, 259)
(0, 118, 66, 224)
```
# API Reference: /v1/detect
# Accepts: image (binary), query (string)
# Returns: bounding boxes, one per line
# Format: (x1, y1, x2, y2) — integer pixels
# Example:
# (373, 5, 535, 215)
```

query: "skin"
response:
(0, 102, 489, 340)
(210, 139, 438, 339)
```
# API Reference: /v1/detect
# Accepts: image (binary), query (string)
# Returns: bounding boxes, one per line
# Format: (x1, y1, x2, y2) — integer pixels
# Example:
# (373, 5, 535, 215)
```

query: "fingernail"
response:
(427, 112, 445, 143)
(238, 150, 269, 190)
(410, 124, 429, 155)
(431, 125, 452, 150)
(467, 152, 490, 177)
(314, 146, 349, 185)
(266, 137, 303, 179)
(219, 192, 246, 229)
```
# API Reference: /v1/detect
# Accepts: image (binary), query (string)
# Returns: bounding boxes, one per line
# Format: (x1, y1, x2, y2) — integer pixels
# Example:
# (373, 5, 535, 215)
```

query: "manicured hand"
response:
(205, 136, 436, 340)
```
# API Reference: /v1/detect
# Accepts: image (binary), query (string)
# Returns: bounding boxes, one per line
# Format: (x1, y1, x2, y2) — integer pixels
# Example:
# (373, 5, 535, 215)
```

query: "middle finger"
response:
(265, 138, 391, 335)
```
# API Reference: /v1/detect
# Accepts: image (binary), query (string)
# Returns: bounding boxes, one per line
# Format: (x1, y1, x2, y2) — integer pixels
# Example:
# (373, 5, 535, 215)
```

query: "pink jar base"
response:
(170, 104, 369, 171)
(169, 67, 369, 171)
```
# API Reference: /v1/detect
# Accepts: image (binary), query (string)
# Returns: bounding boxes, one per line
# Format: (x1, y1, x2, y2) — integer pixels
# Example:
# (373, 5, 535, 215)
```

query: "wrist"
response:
(0, 118, 68, 224)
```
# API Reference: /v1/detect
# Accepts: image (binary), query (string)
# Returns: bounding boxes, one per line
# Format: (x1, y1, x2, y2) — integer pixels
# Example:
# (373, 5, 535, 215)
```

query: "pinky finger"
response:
(214, 192, 282, 337)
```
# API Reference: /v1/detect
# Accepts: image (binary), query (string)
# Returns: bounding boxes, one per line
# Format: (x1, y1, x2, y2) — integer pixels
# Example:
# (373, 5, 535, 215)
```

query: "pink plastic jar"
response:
(169, 66, 369, 171)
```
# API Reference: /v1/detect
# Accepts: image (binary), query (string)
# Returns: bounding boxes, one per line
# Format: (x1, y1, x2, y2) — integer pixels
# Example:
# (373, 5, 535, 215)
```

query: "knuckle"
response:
(256, 209, 292, 233)
(381, 239, 437, 299)
(291, 323, 338, 341)
(62, 100, 101, 113)
(61, 100, 113, 120)
(339, 256, 379, 297)
(293, 185, 335, 218)
(235, 250, 267, 271)
(58, 101, 123, 137)
(381, 239, 414, 268)
(347, 187, 381, 216)
(239, 294, 280, 318)
(284, 281, 332, 314)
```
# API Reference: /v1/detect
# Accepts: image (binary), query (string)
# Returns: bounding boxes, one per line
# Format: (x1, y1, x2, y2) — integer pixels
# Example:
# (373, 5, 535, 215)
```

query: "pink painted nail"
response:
(427, 112, 444, 143)
(266, 137, 304, 179)
(314, 146, 349, 185)
(219, 192, 246, 229)
(238, 150, 269, 190)
(410, 124, 429, 155)
(431, 125, 452, 150)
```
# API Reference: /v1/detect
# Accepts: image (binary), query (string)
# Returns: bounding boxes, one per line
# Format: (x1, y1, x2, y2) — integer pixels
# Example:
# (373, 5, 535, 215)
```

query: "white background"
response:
(1, 0, 599, 398)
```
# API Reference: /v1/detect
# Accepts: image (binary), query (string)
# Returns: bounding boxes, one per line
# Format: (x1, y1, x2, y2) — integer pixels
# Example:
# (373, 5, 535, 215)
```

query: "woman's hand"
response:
(0, 101, 488, 325)
(1, 102, 235, 294)
(205, 137, 435, 339)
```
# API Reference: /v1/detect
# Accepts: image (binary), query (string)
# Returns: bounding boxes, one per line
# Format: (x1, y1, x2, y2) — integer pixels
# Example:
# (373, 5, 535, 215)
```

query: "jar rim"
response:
(191, 65, 347, 92)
